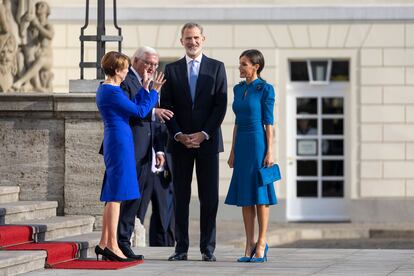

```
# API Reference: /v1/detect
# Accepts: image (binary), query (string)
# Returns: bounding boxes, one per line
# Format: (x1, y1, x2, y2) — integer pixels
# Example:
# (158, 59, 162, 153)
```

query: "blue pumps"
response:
(237, 244, 257, 262)
(237, 256, 251, 262)
(250, 243, 268, 263)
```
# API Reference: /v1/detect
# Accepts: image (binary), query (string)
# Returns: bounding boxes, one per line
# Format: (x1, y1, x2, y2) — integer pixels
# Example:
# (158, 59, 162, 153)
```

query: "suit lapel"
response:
(177, 57, 193, 105)
(127, 68, 142, 98)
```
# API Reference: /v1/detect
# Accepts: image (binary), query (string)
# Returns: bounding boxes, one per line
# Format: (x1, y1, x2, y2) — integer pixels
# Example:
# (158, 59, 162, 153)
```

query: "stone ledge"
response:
(0, 93, 99, 114)
(0, 94, 54, 112)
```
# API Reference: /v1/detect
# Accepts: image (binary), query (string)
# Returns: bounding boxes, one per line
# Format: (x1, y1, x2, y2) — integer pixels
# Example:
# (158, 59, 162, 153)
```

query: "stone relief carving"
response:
(0, 0, 53, 92)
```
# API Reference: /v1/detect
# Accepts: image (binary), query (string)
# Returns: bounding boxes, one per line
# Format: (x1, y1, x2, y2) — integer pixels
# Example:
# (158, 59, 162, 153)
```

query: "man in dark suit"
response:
(137, 121, 175, 246)
(117, 46, 174, 258)
(161, 22, 227, 262)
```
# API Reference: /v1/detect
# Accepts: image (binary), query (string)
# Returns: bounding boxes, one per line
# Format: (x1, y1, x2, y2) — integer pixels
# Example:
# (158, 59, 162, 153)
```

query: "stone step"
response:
(53, 231, 101, 259)
(0, 250, 46, 276)
(14, 215, 95, 241)
(0, 201, 57, 224)
(0, 186, 19, 204)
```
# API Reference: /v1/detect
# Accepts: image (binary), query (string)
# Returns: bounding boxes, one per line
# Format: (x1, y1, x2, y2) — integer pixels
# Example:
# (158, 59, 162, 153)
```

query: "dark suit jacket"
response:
(121, 68, 163, 163)
(160, 55, 227, 155)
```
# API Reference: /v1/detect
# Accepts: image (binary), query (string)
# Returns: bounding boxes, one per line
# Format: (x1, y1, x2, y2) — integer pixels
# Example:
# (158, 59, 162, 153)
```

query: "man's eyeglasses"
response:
(140, 59, 159, 69)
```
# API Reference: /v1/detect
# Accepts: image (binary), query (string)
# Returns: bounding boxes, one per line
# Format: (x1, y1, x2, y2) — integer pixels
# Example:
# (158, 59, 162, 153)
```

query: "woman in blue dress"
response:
(225, 49, 277, 263)
(95, 51, 165, 261)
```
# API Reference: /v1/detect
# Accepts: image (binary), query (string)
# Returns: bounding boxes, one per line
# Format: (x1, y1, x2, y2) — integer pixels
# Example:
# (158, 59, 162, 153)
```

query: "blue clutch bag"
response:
(259, 164, 281, 186)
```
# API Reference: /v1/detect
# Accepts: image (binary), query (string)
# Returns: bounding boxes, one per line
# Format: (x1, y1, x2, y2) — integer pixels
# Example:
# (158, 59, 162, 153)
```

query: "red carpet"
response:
(0, 225, 144, 270)
(51, 259, 144, 269)
(0, 226, 33, 247)
(6, 242, 78, 266)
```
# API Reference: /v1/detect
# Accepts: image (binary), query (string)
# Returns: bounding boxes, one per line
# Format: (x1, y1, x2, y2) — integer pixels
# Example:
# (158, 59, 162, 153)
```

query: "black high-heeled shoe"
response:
(103, 247, 135, 262)
(94, 245, 105, 261)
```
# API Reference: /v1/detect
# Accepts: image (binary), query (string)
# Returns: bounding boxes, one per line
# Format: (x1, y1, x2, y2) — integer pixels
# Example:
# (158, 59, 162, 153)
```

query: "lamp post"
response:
(80, 0, 122, 79)
(69, 0, 123, 92)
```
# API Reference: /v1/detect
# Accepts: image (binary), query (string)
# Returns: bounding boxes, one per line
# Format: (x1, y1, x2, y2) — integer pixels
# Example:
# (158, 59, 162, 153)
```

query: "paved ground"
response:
(277, 238, 414, 249)
(27, 246, 414, 275)
(26, 220, 414, 275)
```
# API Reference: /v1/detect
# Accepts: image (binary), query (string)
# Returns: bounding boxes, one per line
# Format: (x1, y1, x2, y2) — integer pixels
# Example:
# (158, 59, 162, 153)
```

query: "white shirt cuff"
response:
(174, 132, 183, 141)
(155, 151, 165, 156)
(151, 108, 156, 122)
(202, 131, 210, 140)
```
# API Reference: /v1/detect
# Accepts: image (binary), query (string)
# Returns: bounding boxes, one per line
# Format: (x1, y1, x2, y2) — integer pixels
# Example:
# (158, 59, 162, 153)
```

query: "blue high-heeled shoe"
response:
(237, 244, 257, 262)
(250, 243, 268, 263)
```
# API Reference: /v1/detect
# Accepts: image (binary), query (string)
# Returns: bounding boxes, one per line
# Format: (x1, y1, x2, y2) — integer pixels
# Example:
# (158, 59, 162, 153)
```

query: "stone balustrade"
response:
(0, 93, 104, 216)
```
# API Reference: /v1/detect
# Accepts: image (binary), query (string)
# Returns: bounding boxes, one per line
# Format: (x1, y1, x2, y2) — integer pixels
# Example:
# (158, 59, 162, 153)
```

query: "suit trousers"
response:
(137, 169, 174, 247)
(117, 159, 151, 249)
(172, 150, 219, 254)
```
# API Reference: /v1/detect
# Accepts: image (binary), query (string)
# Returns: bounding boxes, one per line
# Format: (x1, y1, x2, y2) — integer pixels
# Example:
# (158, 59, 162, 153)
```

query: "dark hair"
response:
(101, 51, 130, 77)
(239, 49, 265, 77)
(181, 22, 203, 37)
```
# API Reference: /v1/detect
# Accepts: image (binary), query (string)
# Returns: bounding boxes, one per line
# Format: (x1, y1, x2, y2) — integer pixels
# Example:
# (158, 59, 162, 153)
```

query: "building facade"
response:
(4, 0, 414, 222)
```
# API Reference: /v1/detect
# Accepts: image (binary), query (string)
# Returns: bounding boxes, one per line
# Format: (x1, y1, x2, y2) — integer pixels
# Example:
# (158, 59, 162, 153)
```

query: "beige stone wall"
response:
(49, 20, 414, 200)
(0, 94, 104, 216)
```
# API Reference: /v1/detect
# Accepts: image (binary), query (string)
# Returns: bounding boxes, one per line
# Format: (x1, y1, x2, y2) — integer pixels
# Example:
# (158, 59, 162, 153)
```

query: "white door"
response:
(286, 83, 349, 221)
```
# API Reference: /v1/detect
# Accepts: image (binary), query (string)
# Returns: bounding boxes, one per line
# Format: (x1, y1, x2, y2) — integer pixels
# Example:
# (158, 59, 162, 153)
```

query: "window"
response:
(289, 59, 349, 84)
(290, 61, 309, 81)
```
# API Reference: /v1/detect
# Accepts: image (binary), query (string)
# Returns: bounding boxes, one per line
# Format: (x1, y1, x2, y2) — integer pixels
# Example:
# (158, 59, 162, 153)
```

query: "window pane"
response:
(297, 98, 317, 114)
(297, 119, 317, 135)
(322, 98, 343, 114)
(311, 61, 328, 81)
(297, 160, 317, 176)
(322, 119, 343, 135)
(322, 160, 344, 176)
(290, 61, 309, 81)
(322, 181, 344, 197)
(330, 60, 349, 81)
(297, 181, 318, 197)
(297, 139, 318, 156)
(322, 139, 344, 156)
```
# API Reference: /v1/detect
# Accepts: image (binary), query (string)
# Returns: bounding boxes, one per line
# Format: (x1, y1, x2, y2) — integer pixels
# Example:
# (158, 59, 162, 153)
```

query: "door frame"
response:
(277, 49, 359, 221)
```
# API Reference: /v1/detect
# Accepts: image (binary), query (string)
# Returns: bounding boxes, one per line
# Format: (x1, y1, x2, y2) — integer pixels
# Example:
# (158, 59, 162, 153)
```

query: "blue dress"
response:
(96, 84, 158, 202)
(225, 79, 277, 206)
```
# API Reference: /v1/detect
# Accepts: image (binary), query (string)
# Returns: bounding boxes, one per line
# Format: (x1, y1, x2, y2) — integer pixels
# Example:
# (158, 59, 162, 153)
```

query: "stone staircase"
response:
(0, 186, 101, 275)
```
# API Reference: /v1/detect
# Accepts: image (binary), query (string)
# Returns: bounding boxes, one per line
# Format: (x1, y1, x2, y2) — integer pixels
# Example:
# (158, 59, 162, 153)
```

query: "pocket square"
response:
(259, 164, 281, 186)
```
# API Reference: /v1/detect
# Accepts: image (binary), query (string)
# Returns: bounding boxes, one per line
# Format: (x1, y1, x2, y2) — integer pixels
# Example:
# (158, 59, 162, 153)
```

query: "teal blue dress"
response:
(225, 79, 277, 206)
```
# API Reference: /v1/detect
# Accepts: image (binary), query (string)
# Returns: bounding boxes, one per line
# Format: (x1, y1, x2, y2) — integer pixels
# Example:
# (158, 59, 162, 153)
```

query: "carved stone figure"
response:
(0, 0, 18, 92)
(13, 1, 53, 92)
(0, 0, 54, 93)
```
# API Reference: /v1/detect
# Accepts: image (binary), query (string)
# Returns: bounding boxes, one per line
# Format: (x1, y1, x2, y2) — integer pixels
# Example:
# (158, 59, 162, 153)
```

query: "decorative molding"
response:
(50, 6, 414, 22)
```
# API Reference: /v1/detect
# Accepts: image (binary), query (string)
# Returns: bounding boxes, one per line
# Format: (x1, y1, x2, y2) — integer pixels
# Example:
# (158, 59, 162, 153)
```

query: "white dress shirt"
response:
(173, 54, 210, 141)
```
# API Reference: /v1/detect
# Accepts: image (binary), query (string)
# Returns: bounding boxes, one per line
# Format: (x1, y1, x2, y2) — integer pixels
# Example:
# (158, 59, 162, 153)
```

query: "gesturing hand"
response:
(142, 69, 151, 91)
(151, 71, 166, 92)
(154, 108, 174, 123)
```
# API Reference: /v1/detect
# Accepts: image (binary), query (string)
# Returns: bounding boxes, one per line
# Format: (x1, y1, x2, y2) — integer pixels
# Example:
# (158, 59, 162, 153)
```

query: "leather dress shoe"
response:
(168, 252, 188, 261)
(120, 246, 144, 260)
(202, 252, 216, 262)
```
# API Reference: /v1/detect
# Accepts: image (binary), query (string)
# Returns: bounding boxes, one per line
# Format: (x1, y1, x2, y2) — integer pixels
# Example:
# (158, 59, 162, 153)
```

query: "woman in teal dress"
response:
(225, 49, 277, 263)
(95, 51, 165, 261)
